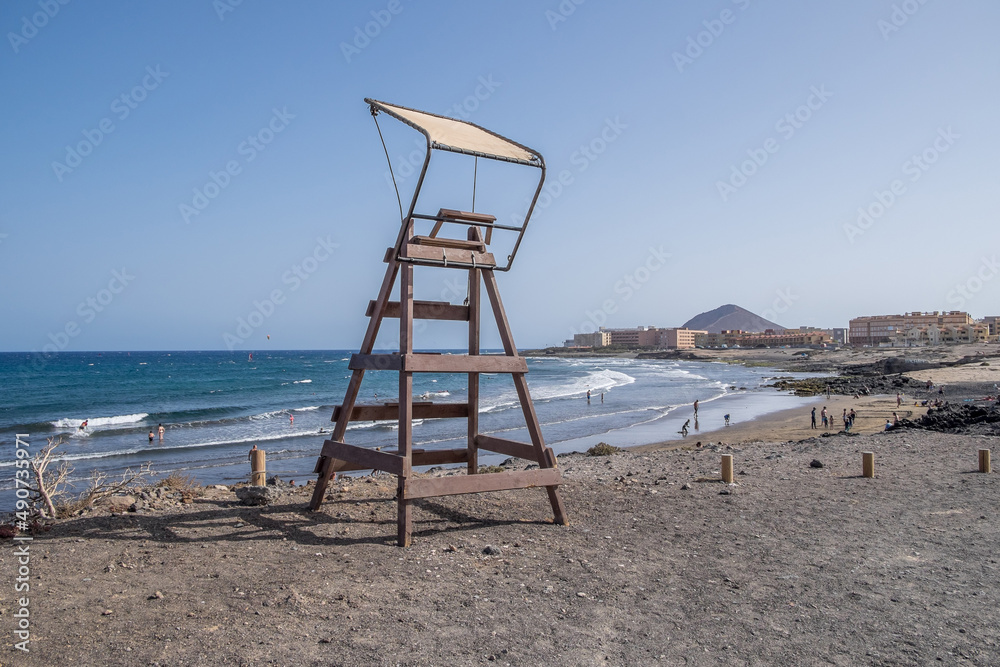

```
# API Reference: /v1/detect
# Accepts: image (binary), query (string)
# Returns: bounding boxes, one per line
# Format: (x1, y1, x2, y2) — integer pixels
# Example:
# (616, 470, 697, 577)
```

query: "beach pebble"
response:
(482, 545, 501, 556)
(149, 591, 164, 600)
(810, 459, 824, 468)
(681, 483, 692, 490)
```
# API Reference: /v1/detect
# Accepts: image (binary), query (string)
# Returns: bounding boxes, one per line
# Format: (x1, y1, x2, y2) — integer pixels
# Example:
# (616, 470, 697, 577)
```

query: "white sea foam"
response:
(294, 406, 320, 411)
(0, 429, 328, 468)
(249, 410, 285, 421)
(418, 390, 451, 399)
(51, 413, 149, 430)
(294, 379, 312, 384)
(532, 369, 635, 402)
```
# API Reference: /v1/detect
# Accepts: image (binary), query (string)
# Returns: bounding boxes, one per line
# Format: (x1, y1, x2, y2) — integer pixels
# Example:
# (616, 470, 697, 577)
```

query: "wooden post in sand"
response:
(979, 449, 991, 474)
(250, 448, 266, 486)
(721, 454, 734, 484)
(862, 452, 875, 479)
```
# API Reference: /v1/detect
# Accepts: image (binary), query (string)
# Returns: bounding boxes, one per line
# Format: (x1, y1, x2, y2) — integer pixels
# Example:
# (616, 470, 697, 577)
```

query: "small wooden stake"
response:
(979, 449, 991, 474)
(862, 451, 875, 479)
(250, 448, 266, 486)
(721, 454, 734, 484)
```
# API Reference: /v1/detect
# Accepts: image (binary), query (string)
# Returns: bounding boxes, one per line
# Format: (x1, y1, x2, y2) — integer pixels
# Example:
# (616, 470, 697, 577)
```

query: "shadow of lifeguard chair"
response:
(308, 99, 568, 546)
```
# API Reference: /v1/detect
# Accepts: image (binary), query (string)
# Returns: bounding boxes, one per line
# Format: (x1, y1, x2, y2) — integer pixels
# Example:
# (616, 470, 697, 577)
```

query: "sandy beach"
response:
(4, 344, 1000, 665)
(636, 393, 927, 454)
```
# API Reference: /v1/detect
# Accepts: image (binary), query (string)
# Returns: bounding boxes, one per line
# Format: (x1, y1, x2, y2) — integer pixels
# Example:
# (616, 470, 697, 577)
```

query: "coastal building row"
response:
(563, 326, 837, 350)
(848, 311, 996, 346)
(694, 329, 833, 348)
(564, 327, 707, 350)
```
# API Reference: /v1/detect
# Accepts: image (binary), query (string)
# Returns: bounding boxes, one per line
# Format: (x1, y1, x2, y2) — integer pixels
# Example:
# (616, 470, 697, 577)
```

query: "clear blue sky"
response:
(2, 0, 997, 352)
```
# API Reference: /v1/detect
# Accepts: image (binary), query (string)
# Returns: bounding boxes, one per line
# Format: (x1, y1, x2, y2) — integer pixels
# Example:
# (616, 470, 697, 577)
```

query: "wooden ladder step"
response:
(333, 402, 470, 422)
(367, 299, 470, 321)
(318, 439, 405, 476)
(475, 434, 547, 461)
(349, 353, 528, 373)
(403, 468, 561, 500)
(317, 446, 471, 473)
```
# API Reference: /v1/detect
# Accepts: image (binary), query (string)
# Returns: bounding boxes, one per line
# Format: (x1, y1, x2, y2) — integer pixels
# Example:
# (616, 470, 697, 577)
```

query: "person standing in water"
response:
(148, 430, 155, 444)
(158, 423, 165, 441)
(693, 399, 699, 417)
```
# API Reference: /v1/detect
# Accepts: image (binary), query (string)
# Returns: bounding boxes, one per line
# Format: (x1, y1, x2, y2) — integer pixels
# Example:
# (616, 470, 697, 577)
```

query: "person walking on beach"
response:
(821, 406, 828, 429)
(587, 389, 591, 403)
(842, 408, 849, 432)
(158, 423, 165, 441)
(693, 399, 699, 417)
(896, 392, 902, 407)
(849, 408, 856, 429)
(679, 419, 690, 437)
(810, 407, 817, 429)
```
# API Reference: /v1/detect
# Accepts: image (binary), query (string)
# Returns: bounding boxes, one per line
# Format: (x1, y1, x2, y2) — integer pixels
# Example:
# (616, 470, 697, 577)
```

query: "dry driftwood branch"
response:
(25, 436, 155, 518)
(76, 462, 155, 510)
(28, 437, 73, 518)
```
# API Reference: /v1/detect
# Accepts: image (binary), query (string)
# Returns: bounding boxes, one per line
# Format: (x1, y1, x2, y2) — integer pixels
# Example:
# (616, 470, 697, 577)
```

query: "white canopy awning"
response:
(366, 98, 542, 167)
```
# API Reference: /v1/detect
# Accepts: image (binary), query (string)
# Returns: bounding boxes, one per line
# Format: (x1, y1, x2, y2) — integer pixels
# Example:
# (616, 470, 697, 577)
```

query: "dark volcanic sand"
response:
(3, 426, 999, 666)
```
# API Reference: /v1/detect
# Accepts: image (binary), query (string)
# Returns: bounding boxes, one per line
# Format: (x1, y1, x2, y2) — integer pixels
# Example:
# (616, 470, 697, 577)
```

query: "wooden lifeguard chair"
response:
(309, 99, 567, 546)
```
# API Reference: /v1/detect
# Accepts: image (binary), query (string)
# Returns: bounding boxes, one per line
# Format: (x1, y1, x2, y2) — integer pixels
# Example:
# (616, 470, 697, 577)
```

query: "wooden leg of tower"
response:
(397, 261, 415, 546)
(467, 251, 481, 475)
(397, 478, 412, 547)
(310, 367, 366, 511)
(512, 373, 568, 525)
(482, 269, 568, 526)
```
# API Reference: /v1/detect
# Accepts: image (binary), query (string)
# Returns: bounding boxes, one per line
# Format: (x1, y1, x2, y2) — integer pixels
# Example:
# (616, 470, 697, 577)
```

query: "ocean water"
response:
(0, 351, 822, 506)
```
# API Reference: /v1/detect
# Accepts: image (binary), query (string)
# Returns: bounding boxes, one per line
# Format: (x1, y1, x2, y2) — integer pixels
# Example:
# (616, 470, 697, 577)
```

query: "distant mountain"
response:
(682, 304, 785, 333)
